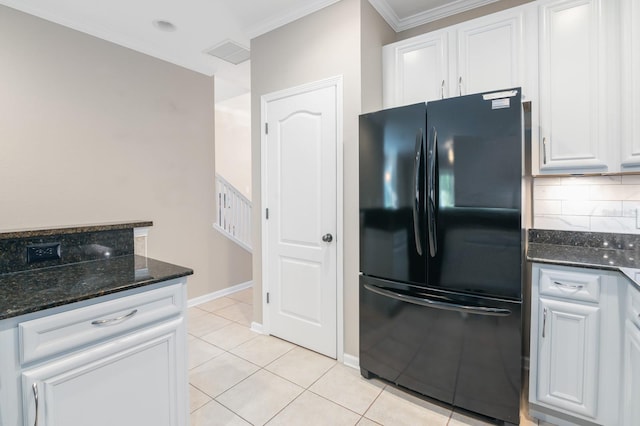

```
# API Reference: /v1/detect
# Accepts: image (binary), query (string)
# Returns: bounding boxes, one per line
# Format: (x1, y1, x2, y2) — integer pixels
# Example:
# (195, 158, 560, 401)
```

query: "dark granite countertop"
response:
(0, 255, 193, 320)
(527, 229, 640, 289)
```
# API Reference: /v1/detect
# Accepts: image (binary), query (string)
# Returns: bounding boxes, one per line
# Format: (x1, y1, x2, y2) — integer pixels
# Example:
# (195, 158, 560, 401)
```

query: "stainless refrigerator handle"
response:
(413, 129, 424, 256)
(542, 307, 548, 338)
(32, 382, 39, 426)
(553, 280, 584, 290)
(91, 309, 138, 326)
(427, 126, 437, 257)
(363, 284, 512, 316)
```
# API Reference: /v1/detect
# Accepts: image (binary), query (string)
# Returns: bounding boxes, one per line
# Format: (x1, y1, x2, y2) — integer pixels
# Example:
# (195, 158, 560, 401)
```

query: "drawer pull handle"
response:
(553, 281, 584, 290)
(441, 80, 445, 99)
(91, 309, 138, 326)
(32, 383, 39, 426)
(542, 307, 547, 338)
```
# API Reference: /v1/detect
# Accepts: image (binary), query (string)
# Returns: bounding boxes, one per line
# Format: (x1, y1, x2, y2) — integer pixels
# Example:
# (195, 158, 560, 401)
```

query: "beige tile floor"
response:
(188, 288, 541, 426)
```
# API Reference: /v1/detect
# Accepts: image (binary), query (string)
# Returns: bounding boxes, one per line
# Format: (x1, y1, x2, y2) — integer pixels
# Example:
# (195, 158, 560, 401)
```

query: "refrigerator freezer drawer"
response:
(359, 276, 522, 424)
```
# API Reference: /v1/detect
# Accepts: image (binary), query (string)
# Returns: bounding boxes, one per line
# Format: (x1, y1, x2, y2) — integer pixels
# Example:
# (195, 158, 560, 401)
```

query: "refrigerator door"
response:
(426, 88, 523, 300)
(359, 275, 521, 424)
(359, 103, 427, 285)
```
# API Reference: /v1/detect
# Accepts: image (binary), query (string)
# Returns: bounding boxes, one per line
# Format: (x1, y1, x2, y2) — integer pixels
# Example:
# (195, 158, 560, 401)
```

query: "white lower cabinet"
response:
(623, 321, 640, 426)
(0, 279, 188, 426)
(22, 319, 182, 426)
(529, 264, 620, 426)
(536, 298, 600, 417)
(623, 284, 640, 426)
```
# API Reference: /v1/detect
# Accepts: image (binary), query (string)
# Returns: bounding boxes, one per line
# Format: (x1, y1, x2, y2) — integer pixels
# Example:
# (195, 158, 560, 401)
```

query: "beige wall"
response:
(0, 6, 252, 298)
(361, 0, 396, 114)
(395, 0, 534, 41)
(250, 0, 393, 358)
(215, 93, 252, 200)
(251, 0, 363, 357)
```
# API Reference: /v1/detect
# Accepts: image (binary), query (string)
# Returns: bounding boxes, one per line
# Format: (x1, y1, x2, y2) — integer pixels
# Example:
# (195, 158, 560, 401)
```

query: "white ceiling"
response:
(0, 0, 497, 102)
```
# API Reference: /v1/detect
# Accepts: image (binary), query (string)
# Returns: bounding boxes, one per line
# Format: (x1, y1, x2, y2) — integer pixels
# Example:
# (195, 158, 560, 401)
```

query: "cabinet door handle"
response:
(32, 382, 39, 426)
(91, 309, 138, 326)
(542, 307, 547, 338)
(542, 137, 547, 164)
(553, 281, 584, 290)
(458, 76, 463, 96)
(441, 80, 445, 99)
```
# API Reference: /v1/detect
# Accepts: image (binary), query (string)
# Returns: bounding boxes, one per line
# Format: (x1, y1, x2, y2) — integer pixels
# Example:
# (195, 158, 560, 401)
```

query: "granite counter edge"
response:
(527, 255, 640, 291)
(0, 221, 153, 240)
(0, 258, 193, 321)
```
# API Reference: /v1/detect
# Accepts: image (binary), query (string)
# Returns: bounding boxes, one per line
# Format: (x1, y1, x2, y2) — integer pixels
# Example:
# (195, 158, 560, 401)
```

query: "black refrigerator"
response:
(359, 89, 525, 425)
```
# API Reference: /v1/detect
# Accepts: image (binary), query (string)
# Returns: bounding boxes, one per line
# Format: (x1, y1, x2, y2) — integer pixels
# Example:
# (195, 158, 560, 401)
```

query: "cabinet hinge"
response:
(265, 208, 269, 219)
(266, 292, 270, 304)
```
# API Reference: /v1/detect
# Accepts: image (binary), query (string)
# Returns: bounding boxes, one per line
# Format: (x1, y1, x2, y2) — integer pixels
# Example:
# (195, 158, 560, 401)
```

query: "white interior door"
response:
(262, 79, 339, 358)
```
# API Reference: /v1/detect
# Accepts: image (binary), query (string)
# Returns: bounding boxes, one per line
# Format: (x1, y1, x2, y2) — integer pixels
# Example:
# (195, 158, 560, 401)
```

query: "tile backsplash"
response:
(533, 175, 640, 234)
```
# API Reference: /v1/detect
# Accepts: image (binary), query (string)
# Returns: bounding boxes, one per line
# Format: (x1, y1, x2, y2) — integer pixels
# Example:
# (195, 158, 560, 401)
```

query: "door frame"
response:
(260, 75, 344, 361)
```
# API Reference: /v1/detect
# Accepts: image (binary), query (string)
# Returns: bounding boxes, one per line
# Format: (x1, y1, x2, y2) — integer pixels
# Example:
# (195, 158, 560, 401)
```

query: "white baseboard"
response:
(250, 322, 266, 334)
(188, 280, 253, 307)
(343, 353, 359, 370)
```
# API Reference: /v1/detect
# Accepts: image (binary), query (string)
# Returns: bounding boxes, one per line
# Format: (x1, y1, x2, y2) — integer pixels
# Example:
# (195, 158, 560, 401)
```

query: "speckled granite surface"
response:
(0, 229, 133, 274)
(0, 222, 192, 320)
(527, 229, 640, 288)
(0, 255, 193, 320)
(0, 221, 152, 240)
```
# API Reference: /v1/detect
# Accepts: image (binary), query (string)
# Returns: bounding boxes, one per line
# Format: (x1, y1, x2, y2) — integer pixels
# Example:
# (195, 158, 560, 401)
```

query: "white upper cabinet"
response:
(382, 30, 448, 107)
(537, 0, 610, 173)
(620, 0, 640, 171)
(382, 5, 531, 108)
(535, 0, 622, 174)
(455, 10, 525, 96)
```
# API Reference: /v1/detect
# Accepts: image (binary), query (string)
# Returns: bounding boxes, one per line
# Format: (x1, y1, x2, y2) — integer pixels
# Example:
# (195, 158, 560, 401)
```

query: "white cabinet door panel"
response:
(623, 320, 640, 426)
(22, 318, 184, 426)
(620, 0, 640, 170)
(383, 31, 448, 107)
(538, 0, 609, 172)
(536, 297, 600, 418)
(456, 12, 523, 96)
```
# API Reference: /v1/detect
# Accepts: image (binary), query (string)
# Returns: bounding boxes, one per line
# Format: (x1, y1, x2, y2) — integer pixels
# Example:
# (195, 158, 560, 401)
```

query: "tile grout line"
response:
(259, 386, 306, 425)
(305, 387, 374, 420)
(191, 292, 389, 425)
(356, 378, 386, 423)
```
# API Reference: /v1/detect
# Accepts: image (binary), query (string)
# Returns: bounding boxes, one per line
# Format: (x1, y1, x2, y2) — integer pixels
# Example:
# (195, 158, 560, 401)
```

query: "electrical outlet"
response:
(27, 242, 61, 263)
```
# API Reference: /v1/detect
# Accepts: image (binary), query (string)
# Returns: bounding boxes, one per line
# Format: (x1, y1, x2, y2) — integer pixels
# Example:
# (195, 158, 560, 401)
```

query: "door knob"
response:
(322, 233, 333, 243)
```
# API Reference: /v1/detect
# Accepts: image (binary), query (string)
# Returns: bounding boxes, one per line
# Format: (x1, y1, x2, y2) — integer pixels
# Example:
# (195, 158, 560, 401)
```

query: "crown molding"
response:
(368, 0, 501, 32)
(246, 0, 341, 40)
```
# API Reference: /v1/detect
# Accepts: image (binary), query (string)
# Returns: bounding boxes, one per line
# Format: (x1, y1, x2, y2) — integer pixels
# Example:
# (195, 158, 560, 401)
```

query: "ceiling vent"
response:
(205, 40, 250, 65)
